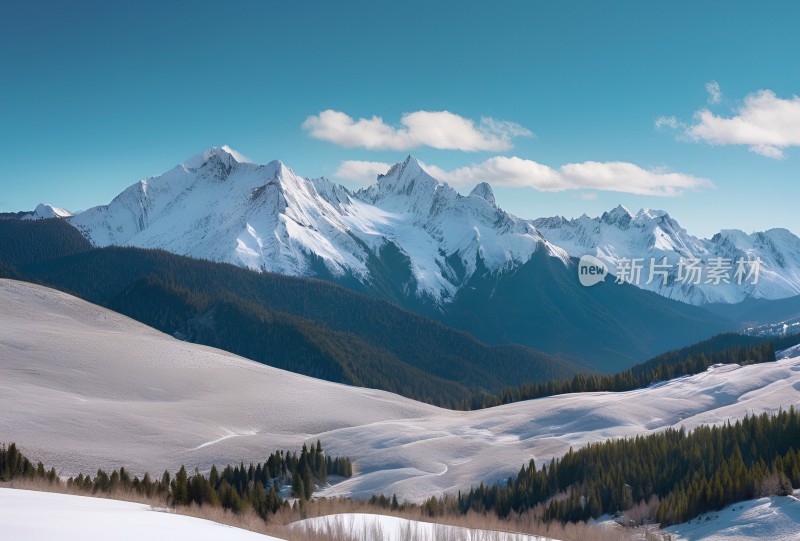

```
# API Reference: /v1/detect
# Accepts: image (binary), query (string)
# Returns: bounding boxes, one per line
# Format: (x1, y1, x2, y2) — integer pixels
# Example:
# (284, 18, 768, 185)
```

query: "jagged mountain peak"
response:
(632, 208, 681, 229)
(181, 145, 250, 170)
(375, 155, 439, 193)
(635, 208, 669, 220)
(599, 204, 634, 227)
(469, 182, 496, 206)
(383, 154, 424, 177)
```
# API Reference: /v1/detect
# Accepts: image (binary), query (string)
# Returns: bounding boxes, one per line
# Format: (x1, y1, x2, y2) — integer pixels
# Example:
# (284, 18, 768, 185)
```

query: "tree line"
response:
(0, 440, 351, 521)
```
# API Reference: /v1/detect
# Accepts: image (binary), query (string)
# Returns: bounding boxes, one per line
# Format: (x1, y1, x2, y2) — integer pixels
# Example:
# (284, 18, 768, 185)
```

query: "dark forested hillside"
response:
(0, 218, 92, 266)
(0, 227, 584, 406)
(441, 249, 731, 371)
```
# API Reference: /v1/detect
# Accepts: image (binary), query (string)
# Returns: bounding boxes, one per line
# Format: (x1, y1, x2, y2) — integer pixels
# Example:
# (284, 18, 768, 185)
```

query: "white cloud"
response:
(748, 144, 785, 159)
(705, 80, 722, 104)
(660, 89, 800, 160)
(334, 160, 392, 184)
(302, 110, 532, 152)
(430, 157, 712, 197)
(335, 157, 712, 197)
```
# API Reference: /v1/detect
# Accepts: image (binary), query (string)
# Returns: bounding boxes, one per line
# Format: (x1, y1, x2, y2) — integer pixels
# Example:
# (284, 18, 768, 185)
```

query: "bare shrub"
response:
(757, 472, 793, 497)
(621, 494, 660, 526)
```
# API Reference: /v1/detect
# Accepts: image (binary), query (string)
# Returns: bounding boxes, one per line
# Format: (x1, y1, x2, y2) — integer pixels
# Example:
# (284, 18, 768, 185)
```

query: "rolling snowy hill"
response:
(293, 513, 557, 541)
(2, 279, 799, 502)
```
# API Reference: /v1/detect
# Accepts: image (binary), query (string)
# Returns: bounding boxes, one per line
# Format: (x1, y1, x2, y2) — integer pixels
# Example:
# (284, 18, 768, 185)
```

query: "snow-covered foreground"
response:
(2, 279, 800, 502)
(0, 488, 280, 541)
(293, 513, 557, 541)
(666, 492, 800, 541)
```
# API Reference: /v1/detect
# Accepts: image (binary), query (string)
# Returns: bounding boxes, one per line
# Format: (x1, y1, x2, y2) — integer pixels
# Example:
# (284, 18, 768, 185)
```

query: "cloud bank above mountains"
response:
(336, 156, 712, 197)
(657, 87, 800, 160)
(302, 109, 532, 152)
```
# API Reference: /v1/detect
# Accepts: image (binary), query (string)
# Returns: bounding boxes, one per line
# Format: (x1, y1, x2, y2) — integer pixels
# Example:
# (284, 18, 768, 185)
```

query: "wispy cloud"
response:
(335, 157, 712, 197)
(658, 87, 800, 159)
(303, 110, 532, 152)
(705, 80, 722, 104)
(655, 115, 682, 131)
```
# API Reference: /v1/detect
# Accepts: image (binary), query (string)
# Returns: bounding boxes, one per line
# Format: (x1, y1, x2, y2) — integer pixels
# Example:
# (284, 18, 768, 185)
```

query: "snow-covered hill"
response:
(2, 279, 799, 502)
(0, 488, 280, 541)
(66, 147, 564, 304)
(534, 207, 800, 304)
(293, 513, 557, 541)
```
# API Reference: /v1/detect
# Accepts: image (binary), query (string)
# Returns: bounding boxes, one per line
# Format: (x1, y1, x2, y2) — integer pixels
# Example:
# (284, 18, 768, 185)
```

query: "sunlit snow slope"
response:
(0, 488, 280, 541)
(1, 279, 799, 502)
(666, 492, 800, 541)
(293, 513, 557, 541)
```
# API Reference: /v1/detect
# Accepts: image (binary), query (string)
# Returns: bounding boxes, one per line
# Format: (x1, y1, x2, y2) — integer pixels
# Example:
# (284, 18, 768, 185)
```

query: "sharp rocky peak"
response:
(469, 182, 496, 206)
(182, 145, 250, 170)
(376, 156, 439, 193)
(599, 204, 634, 228)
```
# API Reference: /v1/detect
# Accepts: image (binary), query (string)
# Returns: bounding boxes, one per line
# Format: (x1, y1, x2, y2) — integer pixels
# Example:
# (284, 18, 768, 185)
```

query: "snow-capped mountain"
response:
(534, 207, 800, 304)
(68, 146, 567, 304)
(46, 146, 800, 306)
(21, 203, 73, 220)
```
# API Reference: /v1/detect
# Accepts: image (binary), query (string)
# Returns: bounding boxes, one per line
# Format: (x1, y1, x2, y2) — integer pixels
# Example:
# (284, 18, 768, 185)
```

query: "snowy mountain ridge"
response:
(67, 147, 566, 304)
(36, 146, 800, 306)
(534, 205, 800, 304)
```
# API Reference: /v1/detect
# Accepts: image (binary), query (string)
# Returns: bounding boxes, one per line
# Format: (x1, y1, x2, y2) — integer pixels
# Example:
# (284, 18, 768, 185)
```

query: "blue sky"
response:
(1, 1, 799, 236)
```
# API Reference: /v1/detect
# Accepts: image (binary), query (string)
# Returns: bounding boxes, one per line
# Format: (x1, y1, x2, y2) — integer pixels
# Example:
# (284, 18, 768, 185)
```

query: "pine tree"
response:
(171, 465, 189, 505)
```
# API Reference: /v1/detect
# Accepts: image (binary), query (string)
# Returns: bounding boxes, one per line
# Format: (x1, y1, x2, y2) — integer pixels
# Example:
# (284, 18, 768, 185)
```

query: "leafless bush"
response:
(757, 472, 793, 497)
(621, 494, 660, 526)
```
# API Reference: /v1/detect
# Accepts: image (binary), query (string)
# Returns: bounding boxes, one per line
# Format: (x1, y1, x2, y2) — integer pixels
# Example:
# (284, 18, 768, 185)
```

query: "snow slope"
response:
(1, 279, 799, 502)
(0, 488, 281, 541)
(666, 492, 800, 541)
(293, 513, 557, 541)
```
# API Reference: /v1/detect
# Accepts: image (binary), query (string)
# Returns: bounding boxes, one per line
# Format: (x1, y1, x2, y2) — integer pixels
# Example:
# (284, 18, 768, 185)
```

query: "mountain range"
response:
(12, 146, 800, 371)
(4, 145, 741, 370)
(23, 145, 800, 309)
